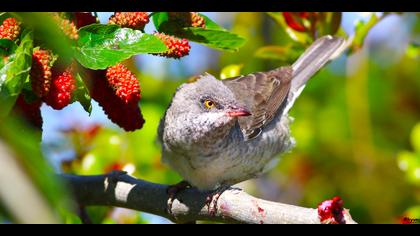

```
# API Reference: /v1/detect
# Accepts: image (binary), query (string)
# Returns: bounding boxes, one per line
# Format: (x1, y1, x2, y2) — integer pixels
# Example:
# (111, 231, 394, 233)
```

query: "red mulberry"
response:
(30, 49, 53, 98)
(153, 32, 190, 59)
(106, 63, 141, 104)
(108, 12, 149, 30)
(44, 66, 76, 110)
(87, 70, 145, 132)
(0, 17, 21, 41)
(318, 196, 345, 224)
(74, 12, 98, 29)
(13, 94, 43, 129)
(169, 12, 206, 28)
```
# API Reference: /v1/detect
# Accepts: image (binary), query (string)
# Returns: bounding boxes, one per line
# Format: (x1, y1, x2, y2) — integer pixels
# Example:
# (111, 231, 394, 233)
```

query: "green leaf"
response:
(152, 12, 169, 32)
(74, 24, 168, 69)
(153, 12, 225, 32)
(72, 73, 92, 114)
(153, 12, 246, 52)
(198, 13, 226, 31)
(0, 39, 18, 69)
(0, 39, 18, 57)
(0, 29, 33, 117)
(14, 13, 74, 64)
(185, 27, 246, 52)
(0, 12, 11, 23)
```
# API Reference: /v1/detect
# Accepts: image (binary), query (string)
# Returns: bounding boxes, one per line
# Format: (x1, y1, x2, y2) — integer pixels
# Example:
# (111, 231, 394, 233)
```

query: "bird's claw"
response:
(166, 180, 191, 215)
(205, 185, 230, 216)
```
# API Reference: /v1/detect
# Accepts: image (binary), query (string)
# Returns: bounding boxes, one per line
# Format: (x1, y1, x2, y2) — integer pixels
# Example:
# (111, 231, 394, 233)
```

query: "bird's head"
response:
(167, 74, 251, 137)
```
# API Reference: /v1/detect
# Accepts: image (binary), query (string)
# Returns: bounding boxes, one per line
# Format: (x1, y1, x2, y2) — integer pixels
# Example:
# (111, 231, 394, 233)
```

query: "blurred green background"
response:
(1, 12, 419, 224)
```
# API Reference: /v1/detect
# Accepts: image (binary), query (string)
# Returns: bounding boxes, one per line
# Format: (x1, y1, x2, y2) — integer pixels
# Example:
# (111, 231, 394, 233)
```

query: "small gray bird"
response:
(158, 35, 347, 192)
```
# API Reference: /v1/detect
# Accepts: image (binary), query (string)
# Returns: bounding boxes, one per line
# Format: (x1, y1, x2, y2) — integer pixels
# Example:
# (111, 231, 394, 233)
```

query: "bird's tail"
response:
(284, 35, 348, 114)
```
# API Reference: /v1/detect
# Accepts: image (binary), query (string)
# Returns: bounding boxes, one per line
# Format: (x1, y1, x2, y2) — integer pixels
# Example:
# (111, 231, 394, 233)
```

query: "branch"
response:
(61, 172, 357, 224)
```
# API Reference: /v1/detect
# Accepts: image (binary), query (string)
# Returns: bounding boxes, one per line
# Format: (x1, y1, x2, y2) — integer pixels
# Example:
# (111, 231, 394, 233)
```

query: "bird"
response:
(158, 35, 348, 210)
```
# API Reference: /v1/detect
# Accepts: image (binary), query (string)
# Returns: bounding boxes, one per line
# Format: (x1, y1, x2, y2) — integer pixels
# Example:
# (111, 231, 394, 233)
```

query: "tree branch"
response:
(61, 172, 357, 224)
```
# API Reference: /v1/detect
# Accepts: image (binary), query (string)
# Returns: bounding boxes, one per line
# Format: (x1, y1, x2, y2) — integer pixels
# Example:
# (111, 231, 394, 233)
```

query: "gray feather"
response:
(284, 35, 348, 114)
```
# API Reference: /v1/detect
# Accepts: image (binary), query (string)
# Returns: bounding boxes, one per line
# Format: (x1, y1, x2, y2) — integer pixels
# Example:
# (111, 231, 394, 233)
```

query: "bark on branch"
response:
(61, 172, 357, 224)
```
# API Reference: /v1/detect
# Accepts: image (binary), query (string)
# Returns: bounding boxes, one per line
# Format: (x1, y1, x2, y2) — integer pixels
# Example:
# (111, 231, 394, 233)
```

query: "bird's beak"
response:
(226, 106, 251, 117)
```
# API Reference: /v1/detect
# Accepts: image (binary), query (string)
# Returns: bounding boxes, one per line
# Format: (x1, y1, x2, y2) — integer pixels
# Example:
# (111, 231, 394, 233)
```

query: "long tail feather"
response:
(284, 35, 348, 114)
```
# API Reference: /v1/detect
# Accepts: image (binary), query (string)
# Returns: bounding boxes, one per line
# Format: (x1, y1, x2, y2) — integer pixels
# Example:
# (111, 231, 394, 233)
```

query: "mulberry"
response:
(52, 13, 79, 40)
(13, 94, 43, 129)
(0, 17, 21, 41)
(30, 49, 53, 98)
(106, 63, 141, 104)
(168, 12, 206, 28)
(44, 66, 76, 110)
(153, 32, 190, 59)
(74, 12, 98, 29)
(318, 196, 345, 224)
(87, 69, 145, 132)
(108, 12, 149, 30)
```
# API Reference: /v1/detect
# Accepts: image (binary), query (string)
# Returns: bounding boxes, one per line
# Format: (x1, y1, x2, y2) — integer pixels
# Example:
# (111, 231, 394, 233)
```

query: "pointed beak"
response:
(226, 106, 251, 117)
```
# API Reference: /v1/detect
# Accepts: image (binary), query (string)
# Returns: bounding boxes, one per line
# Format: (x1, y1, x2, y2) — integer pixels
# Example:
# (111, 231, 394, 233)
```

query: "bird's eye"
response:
(203, 99, 215, 109)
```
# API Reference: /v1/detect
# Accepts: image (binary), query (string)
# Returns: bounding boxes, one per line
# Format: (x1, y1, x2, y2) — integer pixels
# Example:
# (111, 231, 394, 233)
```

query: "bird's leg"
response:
(206, 185, 230, 216)
(166, 180, 192, 215)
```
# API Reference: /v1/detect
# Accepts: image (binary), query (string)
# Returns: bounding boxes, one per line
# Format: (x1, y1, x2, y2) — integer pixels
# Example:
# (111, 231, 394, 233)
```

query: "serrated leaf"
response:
(72, 73, 92, 114)
(153, 12, 246, 52)
(198, 13, 226, 31)
(153, 12, 225, 32)
(74, 24, 168, 69)
(180, 27, 246, 52)
(0, 29, 33, 117)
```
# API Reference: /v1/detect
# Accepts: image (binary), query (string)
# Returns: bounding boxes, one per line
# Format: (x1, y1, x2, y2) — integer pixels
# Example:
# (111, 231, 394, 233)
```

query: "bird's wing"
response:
(222, 67, 293, 140)
(222, 35, 347, 140)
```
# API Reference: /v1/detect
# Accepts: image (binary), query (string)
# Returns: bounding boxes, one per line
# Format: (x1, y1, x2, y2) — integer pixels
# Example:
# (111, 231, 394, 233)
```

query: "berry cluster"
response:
(168, 12, 206, 28)
(52, 13, 79, 40)
(318, 196, 345, 224)
(108, 12, 149, 30)
(74, 12, 98, 29)
(88, 69, 145, 132)
(13, 94, 43, 129)
(44, 66, 76, 110)
(106, 63, 141, 104)
(153, 32, 190, 59)
(0, 17, 21, 41)
(8, 12, 203, 132)
(30, 49, 53, 98)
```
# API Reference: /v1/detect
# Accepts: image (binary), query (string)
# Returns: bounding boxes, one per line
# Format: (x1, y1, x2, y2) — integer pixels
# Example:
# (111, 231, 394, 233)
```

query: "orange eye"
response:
(204, 100, 215, 109)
